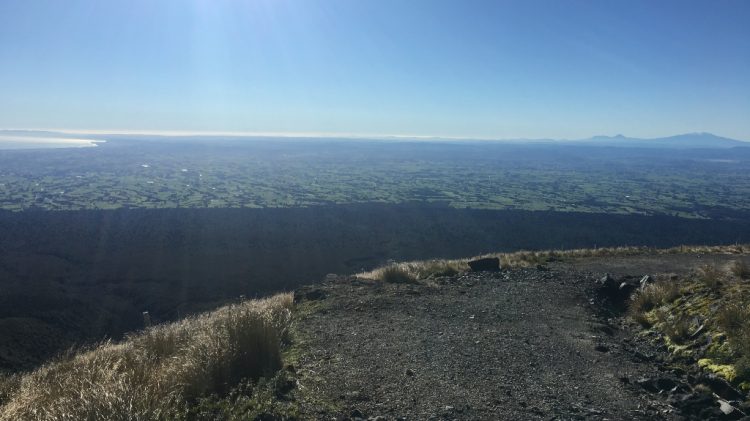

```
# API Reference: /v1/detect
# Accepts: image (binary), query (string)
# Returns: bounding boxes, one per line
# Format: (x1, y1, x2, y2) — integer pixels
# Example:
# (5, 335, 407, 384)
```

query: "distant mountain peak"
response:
(575, 132, 746, 149)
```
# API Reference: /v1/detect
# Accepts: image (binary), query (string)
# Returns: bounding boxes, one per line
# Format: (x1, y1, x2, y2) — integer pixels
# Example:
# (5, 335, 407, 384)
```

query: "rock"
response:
(619, 281, 636, 296)
(405, 368, 415, 376)
(669, 393, 745, 420)
(640, 275, 654, 290)
(596, 274, 637, 307)
(690, 324, 705, 339)
(468, 257, 500, 272)
(594, 344, 610, 353)
(637, 377, 678, 393)
(697, 374, 746, 401)
(598, 273, 617, 288)
(718, 399, 744, 418)
(669, 392, 716, 417)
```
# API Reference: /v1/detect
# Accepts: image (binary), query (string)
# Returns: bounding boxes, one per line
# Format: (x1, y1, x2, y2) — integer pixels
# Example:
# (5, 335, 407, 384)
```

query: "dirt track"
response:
(289, 253, 750, 420)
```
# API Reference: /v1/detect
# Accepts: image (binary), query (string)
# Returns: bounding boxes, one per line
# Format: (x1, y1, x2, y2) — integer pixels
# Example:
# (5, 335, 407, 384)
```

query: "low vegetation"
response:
(379, 265, 419, 284)
(1, 245, 748, 418)
(697, 263, 724, 290)
(626, 260, 750, 390)
(0, 293, 293, 421)
(628, 280, 682, 326)
(367, 260, 462, 283)
(360, 244, 749, 282)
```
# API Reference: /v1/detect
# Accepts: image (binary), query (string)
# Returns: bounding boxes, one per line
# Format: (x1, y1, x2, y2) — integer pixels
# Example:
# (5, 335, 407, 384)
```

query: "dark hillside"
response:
(2, 204, 750, 371)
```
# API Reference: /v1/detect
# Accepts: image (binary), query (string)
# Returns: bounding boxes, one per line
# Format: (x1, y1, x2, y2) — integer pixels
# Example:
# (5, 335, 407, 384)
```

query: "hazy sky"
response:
(1, 0, 749, 140)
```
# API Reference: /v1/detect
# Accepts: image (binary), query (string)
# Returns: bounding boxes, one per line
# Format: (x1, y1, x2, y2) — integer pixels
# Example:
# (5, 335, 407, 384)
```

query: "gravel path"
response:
(293, 263, 681, 420)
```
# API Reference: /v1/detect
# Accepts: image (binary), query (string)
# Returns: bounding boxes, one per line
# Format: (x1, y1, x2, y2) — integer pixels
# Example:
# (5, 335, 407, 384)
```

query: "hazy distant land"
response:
(0, 133, 103, 149)
(0, 131, 748, 217)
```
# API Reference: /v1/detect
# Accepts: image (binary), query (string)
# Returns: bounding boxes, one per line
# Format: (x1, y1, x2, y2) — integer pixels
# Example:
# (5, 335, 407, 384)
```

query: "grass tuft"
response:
(628, 280, 681, 316)
(730, 260, 750, 280)
(697, 264, 724, 291)
(663, 316, 693, 345)
(379, 265, 418, 284)
(716, 302, 750, 382)
(0, 293, 293, 421)
(716, 303, 750, 338)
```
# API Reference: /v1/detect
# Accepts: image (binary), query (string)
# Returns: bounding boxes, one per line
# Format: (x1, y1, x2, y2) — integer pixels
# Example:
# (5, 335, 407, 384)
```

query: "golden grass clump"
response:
(364, 260, 465, 283)
(0, 293, 293, 421)
(0, 374, 18, 407)
(716, 303, 750, 338)
(716, 302, 750, 382)
(627, 280, 682, 325)
(661, 314, 694, 345)
(377, 265, 418, 284)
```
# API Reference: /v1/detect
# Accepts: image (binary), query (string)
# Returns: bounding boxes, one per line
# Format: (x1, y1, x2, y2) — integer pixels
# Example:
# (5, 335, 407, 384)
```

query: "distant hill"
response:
(571, 132, 748, 149)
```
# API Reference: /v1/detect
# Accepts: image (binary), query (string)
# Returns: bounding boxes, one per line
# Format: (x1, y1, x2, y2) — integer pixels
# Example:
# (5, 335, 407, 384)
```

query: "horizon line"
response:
(1, 128, 748, 143)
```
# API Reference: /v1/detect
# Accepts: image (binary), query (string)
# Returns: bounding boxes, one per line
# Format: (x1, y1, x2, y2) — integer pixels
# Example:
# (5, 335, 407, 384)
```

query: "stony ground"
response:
(288, 253, 748, 420)
(296, 251, 750, 420)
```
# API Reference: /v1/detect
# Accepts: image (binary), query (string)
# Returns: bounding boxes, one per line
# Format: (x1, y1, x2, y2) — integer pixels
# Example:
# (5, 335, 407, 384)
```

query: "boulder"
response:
(640, 275, 654, 290)
(596, 274, 638, 309)
(636, 376, 679, 393)
(598, 273, 617, 288)
(468, 257, 500, 272)
(696, 374, 746, 401)
(619, 281, 637, 296)
(668, 392, 716, 416)
(718, 399, 744, 418)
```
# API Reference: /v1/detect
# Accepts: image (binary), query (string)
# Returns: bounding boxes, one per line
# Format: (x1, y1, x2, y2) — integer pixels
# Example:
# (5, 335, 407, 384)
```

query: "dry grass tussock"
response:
(359, 244, 749, 282)
(0, 293, 293, 421)
(365, 260, 463, 283)
(628, 281, 682, 319)
(696, 264, 724, 291)
(714, 301, 750, 381)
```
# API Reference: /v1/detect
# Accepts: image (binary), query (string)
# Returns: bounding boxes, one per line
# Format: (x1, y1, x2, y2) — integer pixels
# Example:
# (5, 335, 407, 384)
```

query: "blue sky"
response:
(0, 0, 748, 140)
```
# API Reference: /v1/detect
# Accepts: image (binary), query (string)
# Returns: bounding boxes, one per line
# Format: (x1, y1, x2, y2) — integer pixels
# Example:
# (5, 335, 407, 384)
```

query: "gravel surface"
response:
(291, 256, 707, 420)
